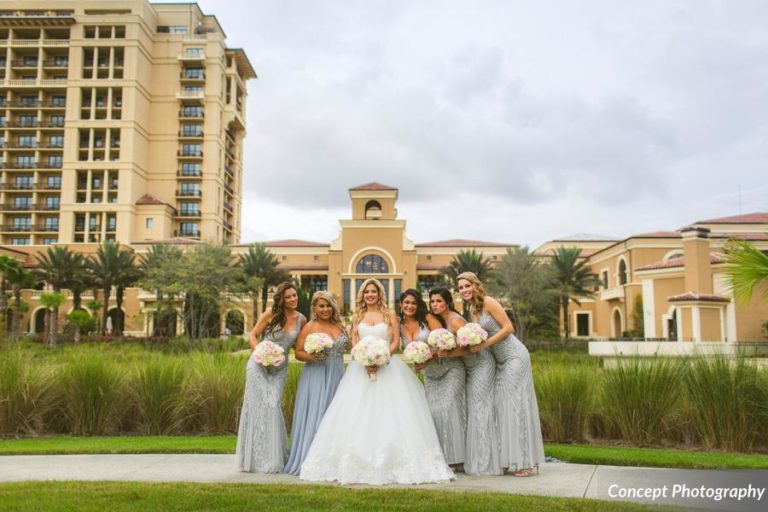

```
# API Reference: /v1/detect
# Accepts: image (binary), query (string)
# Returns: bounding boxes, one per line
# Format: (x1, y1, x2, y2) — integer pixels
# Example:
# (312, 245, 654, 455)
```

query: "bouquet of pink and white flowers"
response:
(252, 340, 286, 368)
(457, 323, 488, 347)
(427, 328, 457, 351)
(351, 336, 390, 380)
(403, 341, 432, 365)
(304, 332, 334, 354)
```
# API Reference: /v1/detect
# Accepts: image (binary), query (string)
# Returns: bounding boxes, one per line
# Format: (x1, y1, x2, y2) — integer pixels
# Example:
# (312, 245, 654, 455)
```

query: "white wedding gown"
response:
(299, 322, 454, 485)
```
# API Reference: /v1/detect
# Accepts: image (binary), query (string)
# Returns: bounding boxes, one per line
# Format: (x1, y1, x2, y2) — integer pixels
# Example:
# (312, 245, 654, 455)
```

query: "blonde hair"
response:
(456, 271, 486, 314)
(352, 278, 392, 327)
(311, 291, 345, 331)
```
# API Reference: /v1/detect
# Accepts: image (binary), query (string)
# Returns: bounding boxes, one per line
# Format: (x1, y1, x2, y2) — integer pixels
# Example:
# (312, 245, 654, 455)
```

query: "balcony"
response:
(177, 51, 205, 61)
(176, 89, 204, 100)
(1, 224, 33, 232)
(599, 287, 625, 301)
(1, 183, 35, 190)
(180, 71, 205, 81)
(1, 79, 67, 87)
(11, 60, 39, 68)
(175, 189, 202, 198)
(178, 130, 203, 139)
(177, 170, 202, 178)
(223, 201, 233, 213)
(175, 229, 201, 238)
(177, 210, 201, 218)
(179, 110, 204, 119)
(224, 183, 234, 195)
(43, 60, 69, 68)
(177, 150, 203, 158)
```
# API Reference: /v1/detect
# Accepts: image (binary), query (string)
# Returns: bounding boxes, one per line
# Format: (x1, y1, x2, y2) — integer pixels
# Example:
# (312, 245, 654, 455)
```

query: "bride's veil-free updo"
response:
(352, 278, 392, 328)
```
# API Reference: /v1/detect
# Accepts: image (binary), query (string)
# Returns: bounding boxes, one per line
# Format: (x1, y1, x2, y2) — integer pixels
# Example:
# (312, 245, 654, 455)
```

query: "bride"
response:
(300, 278, 454, 485)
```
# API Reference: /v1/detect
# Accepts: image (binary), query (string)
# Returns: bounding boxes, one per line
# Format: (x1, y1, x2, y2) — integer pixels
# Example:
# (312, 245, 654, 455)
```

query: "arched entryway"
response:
(612, 308, 624, 338)
(32, 308, 46, 334)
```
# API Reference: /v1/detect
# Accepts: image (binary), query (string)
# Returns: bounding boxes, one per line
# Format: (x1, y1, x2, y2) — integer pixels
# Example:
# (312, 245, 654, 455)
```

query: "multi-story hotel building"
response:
(0, 0, 255, 246)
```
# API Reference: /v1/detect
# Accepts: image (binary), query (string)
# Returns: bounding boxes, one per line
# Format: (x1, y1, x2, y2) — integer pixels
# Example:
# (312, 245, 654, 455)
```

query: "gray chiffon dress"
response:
(479, 311, 545, 471)
(235, 313, 304, 473)
(283, 331, 348, 475)
(404, 324, 467, 466)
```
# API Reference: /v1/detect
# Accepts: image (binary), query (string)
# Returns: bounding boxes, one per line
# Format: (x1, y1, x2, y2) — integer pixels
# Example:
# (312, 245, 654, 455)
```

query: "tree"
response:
(629, 295, 645, 339)
(440, 249, 496, 284)
(549, 247, 601, 341)
(489, 247, 559, 342)
(3, 265, 38, 341)
(36, 246, 83, 339)
(0, 255, 22, 334)
(40, 291, 66, 347)
(238, 243, 290, 320)
(67, 309, 95, 343)
(723, 240, 768, 304)
(87, 241, 137, 335)
(139, 244, 183, 336)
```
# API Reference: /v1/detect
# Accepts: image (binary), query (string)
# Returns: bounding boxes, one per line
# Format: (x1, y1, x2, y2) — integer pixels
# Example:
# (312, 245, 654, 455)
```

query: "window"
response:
(180, 183, 200, 195)
(107, 215, 116, 231)
(46, 176, 61, 189)
(356, 254, 389, 274)
(10, 237, 30, 246)
(11, 217, 31, 230)
(576, 313, 590, 337)
(181, 124, 202, 136)
(45, 197, 60, 210)
(601, 270, 609, 288)
(49, 115, 64, 127)
(16, 155, 35, 168)
(184, 68, 204, 79)
(12, 196, 32, 209)
(179, 202, 199, 216)
(20, 96, 38, 106)
(618, 259, 628, 286)
(49, 135, 64, 147)
(145, 218, 153, 229)
(184, 48, 204, 57)
(184, 85, 203, 93)
(42, 238, 58, 245)
(180, 222, 199, 236)
(182, 105, 203, 117)
(181, 162, 201, 175)
(15, 176, 33, 189)
(48, 155, 62, 168)
(181, 143, 202, 156)
(44, 218, 59, 231)
(19, 115, 37, 127)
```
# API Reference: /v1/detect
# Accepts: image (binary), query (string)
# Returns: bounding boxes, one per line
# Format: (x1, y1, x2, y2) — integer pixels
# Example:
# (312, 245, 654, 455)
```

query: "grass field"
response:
(0, 482, 676, 512)
(2, 435, 767, 470)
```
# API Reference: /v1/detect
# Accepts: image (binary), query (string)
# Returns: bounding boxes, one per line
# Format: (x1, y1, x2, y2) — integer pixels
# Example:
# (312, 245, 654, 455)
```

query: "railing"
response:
(175, 189, 202, 197)
(177, 211, 201, 217)
(175, 229, 201, 237)
(177, 150, 203, 157)
(2, 79, 66, 87)
(177, 170, 202, 177)
(178, 131, 203, 138)
(179, 110, 204, 118)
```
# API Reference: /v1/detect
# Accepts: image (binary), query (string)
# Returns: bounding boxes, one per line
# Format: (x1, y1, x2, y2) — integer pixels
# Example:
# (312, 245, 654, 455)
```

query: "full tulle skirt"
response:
(300, 357, 454, 485)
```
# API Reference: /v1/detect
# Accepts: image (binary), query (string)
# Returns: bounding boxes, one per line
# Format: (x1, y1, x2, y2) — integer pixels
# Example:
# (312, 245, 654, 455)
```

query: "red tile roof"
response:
(131, 237, 203, 245)
(668, 292, 730, 303)
(416, 239, 513, 248)
(135, 194, 171, 207)
(636, 253, 725, 271)
(710, 232, 768, 241)
(696, 212, 768, 224)
(349, 182, 397, 191)
(416, 264, 443, 271)
(264, 239, 329, 248)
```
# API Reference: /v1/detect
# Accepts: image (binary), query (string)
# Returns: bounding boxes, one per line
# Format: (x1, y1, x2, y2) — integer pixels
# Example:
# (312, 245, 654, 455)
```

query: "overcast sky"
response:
(186, 0, 767, 248)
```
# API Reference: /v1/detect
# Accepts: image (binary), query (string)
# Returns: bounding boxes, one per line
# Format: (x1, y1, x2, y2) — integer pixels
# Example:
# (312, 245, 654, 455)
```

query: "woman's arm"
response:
(438, 315, 470, 357)
(470, 296, 514, 352)
(248, 310, 274, 350)
(388, 311, 400, 355)
(294, 322, 324, 362)
(350, 320, 360, 347)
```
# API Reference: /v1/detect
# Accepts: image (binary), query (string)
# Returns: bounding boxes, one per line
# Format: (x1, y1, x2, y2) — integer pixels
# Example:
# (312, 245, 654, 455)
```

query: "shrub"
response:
(129, 355, 189, 435)
(599, 357, 684, 444)
(186, 353, 246, 433)
(536, 365, 594, 442)
(0, 348, 54, 434)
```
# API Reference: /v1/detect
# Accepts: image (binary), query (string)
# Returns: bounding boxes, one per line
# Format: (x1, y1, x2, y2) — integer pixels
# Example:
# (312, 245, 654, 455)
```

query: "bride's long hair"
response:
(352, 278, 392, 328)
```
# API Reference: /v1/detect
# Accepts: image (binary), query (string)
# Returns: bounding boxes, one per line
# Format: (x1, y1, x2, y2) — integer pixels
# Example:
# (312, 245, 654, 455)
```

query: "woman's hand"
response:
(469, 342, 486, 353)
(309, 351, 326, 362)
(366, 365, 379, 377)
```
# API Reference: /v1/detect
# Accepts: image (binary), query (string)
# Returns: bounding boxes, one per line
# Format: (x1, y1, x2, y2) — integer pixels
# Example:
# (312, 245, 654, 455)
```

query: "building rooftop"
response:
(416, 239, 512, 248)
(668, 292, 730, 303)
(636, 253, 725, 272)
(349, 182, 398, 191)
(552, 233, 619, 242)
(695, 212, 768, 225)
(264, 239, 329, 248)
(135, 194, 172, 207)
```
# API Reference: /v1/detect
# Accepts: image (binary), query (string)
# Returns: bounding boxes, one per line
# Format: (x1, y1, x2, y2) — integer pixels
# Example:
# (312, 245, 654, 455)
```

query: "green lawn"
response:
(0, 482, 674, 512)
(2, 436, 767, 470)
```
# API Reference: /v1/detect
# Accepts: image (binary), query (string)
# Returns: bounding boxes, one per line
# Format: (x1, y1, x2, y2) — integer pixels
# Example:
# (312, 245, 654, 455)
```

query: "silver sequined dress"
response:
(478, 311, 545, 471)
(404, 324, 467, 465)
(235, 313, 304, 473)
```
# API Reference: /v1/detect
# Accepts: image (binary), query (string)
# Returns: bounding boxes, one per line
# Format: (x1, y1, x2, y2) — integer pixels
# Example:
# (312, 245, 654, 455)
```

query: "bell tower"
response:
(348, 182, 398, 221)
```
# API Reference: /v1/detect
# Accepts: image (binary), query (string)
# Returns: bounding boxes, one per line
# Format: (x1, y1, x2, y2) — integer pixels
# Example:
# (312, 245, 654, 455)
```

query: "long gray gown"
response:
(283, 331, 348, 475)
(235, 314, 304, 473)
(479, 311, 545, 471)
(404, 323, 467, 466)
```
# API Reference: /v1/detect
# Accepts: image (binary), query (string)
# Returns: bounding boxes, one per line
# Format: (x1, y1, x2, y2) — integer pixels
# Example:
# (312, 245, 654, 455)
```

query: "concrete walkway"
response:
(0, 454, 766, 511)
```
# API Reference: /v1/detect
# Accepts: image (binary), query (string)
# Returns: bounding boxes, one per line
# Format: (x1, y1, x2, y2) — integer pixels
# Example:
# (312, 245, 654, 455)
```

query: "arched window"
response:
(365, 200, 382, 220)
(618, 258, 628, 285)
(356, 254, 389, 273)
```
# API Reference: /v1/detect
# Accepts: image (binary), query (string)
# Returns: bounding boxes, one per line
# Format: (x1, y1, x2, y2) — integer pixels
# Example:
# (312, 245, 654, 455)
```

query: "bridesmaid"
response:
(457, 271, 545, 476)
(429, 288, 501, 476)
(235, 282, 307, 473)
(400, 289, 466, 469)
(283, 291, 348, 475)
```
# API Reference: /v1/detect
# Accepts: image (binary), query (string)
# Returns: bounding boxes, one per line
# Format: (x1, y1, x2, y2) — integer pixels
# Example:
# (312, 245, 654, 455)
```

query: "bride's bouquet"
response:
(457, 323, 488, 347)
(252, 340, 286, 368)
(351, 336, 390, 381)
(403, 341, 431, 365)
(304, 332, 334, 355)
(427, 328, 457, 351)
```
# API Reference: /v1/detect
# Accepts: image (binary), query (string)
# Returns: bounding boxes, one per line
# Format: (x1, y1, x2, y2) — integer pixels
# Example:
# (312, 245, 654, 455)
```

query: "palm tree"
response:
(40, 291, 66, 347)
(87, 241, 137, 335)
(238, 243, 289, 321)
(114, 256, 142, 335)
(440, 249, 496, 283)
(36, 246, 82, 337)
(549, 246, 601, 341)
(2, 263, 38, 341)
(0, 255, 21, 333)
(723, 240, 768, 304)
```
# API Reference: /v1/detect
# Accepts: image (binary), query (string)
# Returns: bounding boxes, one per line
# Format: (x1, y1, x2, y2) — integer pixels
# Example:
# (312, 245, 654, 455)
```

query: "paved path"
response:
(0, 455, 765, 511)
